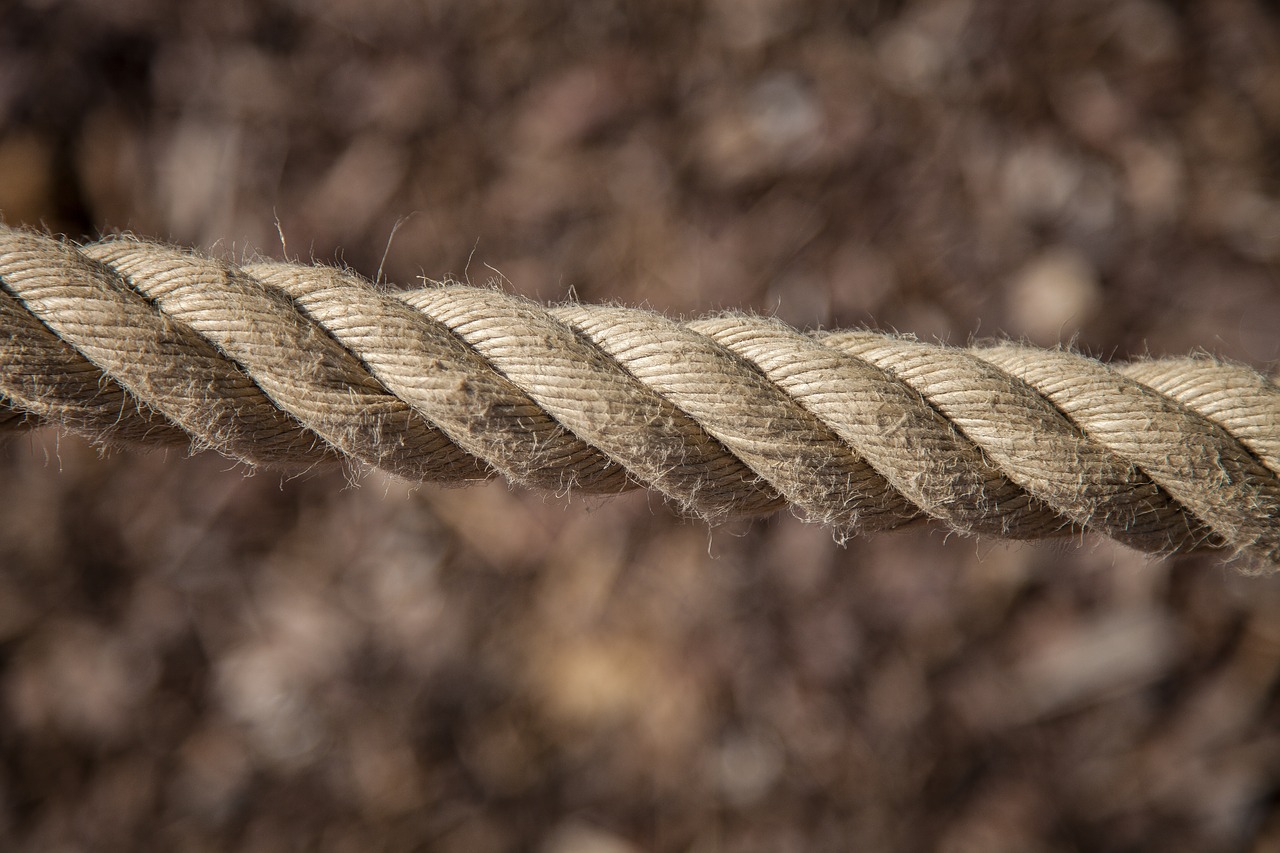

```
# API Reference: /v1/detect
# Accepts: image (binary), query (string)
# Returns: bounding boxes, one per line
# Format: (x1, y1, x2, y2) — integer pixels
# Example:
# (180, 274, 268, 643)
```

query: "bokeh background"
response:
(3, 1, 1280, 850)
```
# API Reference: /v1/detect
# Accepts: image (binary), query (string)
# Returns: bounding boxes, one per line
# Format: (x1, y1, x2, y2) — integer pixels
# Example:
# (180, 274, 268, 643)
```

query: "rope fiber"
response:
(2, 225, 1278, 564)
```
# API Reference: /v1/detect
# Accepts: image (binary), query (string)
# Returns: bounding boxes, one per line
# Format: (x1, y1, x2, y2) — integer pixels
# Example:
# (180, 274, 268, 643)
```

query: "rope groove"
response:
(2, 226, 1277, 564)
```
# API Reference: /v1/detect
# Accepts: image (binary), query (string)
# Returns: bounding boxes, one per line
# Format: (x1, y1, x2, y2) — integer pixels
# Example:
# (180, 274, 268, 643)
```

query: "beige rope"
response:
(2, 225, 1278, 564)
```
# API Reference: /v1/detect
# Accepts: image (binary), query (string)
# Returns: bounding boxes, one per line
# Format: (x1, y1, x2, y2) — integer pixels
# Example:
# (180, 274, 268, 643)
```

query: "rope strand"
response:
(2, 225, 1277, 563)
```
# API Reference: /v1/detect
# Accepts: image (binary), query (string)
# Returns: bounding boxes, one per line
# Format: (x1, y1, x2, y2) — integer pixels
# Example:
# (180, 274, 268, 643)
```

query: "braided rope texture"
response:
(1, 225, 1278, 565)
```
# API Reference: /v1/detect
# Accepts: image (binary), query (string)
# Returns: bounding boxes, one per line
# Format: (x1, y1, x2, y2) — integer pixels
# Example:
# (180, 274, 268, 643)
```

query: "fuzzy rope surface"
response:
(1, 225, 1278, 564)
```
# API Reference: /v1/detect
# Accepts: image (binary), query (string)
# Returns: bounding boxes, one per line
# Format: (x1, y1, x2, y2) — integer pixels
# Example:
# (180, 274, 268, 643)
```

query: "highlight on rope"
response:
(1, 224, 1277, 566)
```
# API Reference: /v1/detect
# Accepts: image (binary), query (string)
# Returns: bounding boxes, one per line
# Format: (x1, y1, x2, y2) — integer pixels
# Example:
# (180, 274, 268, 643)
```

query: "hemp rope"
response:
(1, 225, 1277, 564)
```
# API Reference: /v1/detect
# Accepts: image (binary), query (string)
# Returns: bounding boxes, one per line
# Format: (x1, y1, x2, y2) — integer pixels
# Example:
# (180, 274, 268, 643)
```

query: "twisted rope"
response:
(2, 225, 1278, 564)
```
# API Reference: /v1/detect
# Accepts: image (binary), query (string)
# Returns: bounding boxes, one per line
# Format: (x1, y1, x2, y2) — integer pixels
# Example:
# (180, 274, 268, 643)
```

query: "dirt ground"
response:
(2, 1, 1280, 850)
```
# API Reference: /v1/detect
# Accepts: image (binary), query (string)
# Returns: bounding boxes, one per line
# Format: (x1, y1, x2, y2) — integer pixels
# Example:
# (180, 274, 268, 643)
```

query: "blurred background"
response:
(2, 0, 1280, 850)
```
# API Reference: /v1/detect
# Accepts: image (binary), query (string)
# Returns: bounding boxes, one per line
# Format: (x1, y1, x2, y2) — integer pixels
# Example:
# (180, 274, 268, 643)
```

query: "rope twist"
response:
(2, 226, 1277, 564)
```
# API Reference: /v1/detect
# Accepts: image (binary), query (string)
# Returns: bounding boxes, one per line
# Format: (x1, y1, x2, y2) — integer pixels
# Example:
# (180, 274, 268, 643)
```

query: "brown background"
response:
(2, 1, 1280, 850)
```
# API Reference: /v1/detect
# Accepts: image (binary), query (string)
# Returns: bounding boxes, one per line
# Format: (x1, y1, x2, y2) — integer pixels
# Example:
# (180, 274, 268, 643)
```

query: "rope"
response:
(2, 225, 1278, 564)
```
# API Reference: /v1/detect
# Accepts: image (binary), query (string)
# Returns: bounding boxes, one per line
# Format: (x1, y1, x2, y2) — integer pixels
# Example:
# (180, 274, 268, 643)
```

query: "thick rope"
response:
(1, 225, 1278, 564)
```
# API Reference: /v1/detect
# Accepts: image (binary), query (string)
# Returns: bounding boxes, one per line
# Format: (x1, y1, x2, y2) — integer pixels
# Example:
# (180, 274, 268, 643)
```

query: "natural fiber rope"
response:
(2, 225, 1278, 564)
